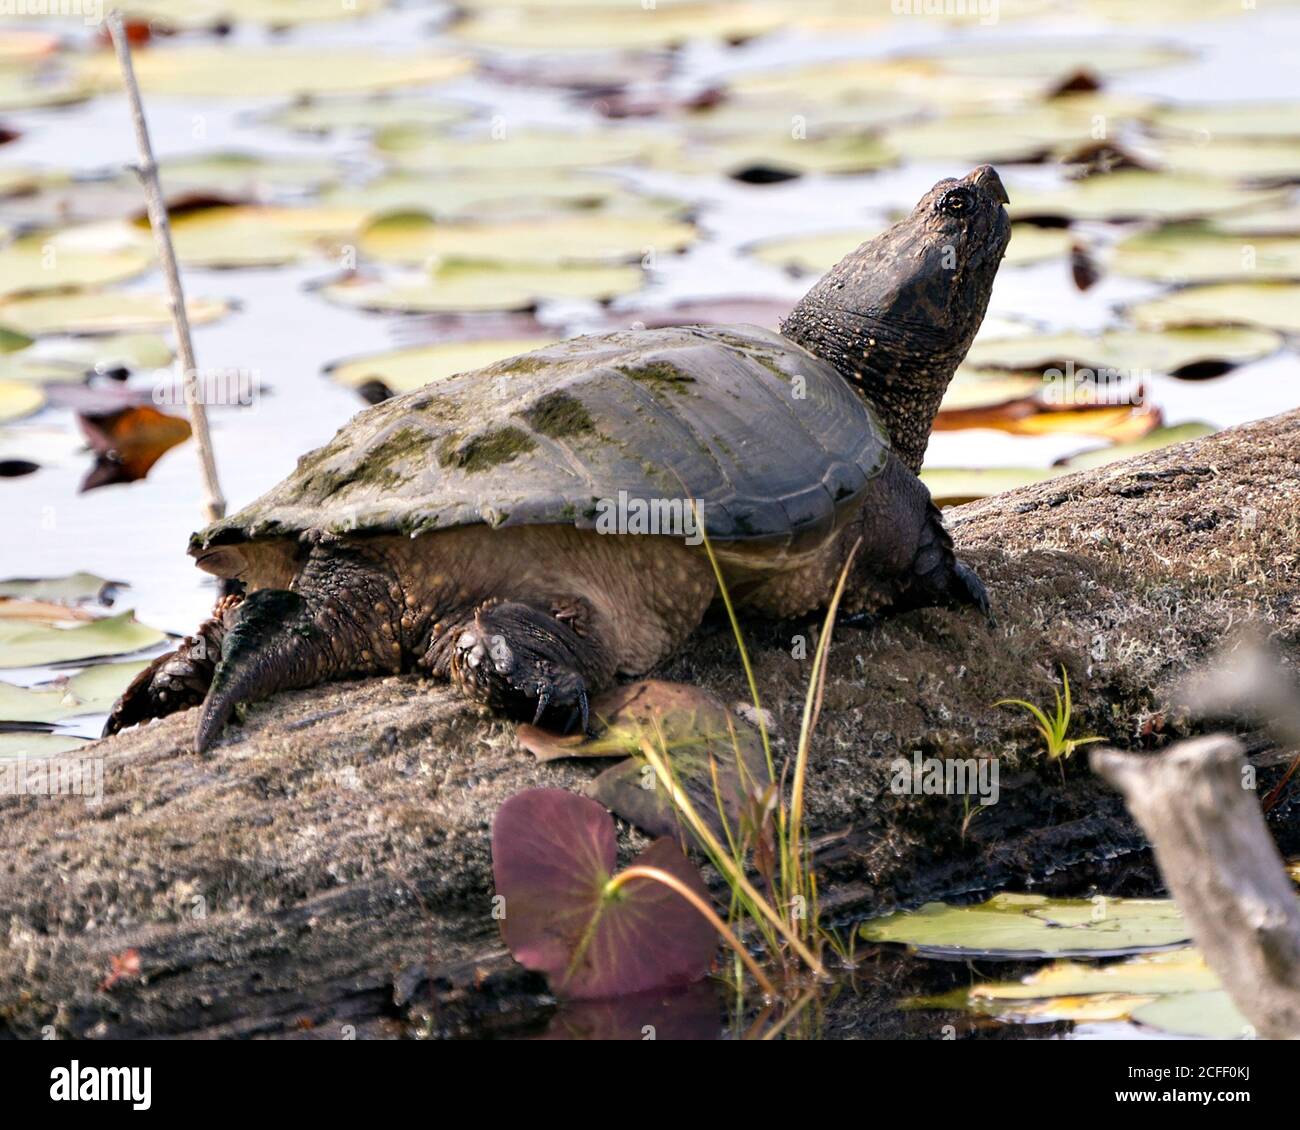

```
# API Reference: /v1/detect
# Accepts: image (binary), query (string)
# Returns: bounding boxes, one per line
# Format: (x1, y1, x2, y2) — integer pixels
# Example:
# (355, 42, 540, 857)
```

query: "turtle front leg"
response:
(102, 592, 243, 738)
(425, 599, 612, 735)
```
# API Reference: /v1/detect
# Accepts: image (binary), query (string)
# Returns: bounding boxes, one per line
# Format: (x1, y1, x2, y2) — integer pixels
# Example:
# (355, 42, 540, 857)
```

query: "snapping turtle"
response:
(106, 165, 1011, 752)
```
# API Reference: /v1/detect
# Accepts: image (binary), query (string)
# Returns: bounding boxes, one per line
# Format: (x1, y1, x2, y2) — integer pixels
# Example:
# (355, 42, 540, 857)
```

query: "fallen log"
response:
(1093, 737, 1300, 1040)
(3, 410, 1300, 1037)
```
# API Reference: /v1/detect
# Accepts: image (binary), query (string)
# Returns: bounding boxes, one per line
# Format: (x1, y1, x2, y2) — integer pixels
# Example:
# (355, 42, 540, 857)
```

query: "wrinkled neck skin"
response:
(781, 229, 998, 475)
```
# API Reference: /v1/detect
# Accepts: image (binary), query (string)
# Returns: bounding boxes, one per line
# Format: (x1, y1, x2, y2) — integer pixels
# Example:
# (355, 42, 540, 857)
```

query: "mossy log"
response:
(3, 410, 1300, 1038)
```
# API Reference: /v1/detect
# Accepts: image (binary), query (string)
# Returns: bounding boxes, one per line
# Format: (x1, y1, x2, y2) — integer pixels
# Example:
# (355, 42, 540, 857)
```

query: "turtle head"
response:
(781, 165, 1011, 474)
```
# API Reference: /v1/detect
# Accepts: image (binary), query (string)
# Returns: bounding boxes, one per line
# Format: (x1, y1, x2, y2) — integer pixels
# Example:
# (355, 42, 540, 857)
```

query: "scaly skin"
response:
(781, 165, 1011, 473)
(105, 167, 1011, 752)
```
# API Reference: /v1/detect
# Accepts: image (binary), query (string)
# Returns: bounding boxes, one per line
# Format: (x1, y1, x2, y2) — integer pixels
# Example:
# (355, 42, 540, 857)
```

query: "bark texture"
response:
(3, 410, 1300, 1038)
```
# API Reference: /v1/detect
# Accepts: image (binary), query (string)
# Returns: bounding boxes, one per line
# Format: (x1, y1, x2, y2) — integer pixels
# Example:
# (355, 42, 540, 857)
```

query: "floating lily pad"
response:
(452, 3, 784, 50)
(328, 337, 557, 394)
(684, 133, 897, 178)
(375, 128, 671, 173)
(921, 466, 1064, 507)
(324, 170, 678, 221)
(0, 731, 89, 758)
(1112, 226, 1300, 282)
(358, 211, 694, 267)
(0, 660, 150, 724)
(0, 611, 166, 668)
(922, 947, 1250, 1037)
(935, 402, 1161, 443)
(0, 222, 153, 299)
(492, 788, 718, 1000)
(78, 405, 192, 490)
(156, 152, 345, 199)
(0, 291, 232, 337)
(861, 892, 1190, 957)
(1152, 136, 1300, 183)
(0, 572, 124, 604)
(77, 48, 472, 99)
(1129, 990, 1251, 1039)
(1011, 170, 1288, 222)
(0, 379, 44, 423)
(167, 205, 367, 268)
(1057, 423, 1216, 470)
(0, 332, 174, 384)
(920, 39, 1191, 81)
(319, 263, 644, 314)
(884, 96, 1151, 165)
(114, 0, 386, 31)
(966, 325, 1282, 376)
(0, 70, 91, 113)
(940, 369, 1044, 412)
(1127, 282, 1300, 333)
(679, 94, 920, 140)
(262, 96, 474, 136)
(1211, 203, 1300, 236)
(1148, 101, 1300, 141)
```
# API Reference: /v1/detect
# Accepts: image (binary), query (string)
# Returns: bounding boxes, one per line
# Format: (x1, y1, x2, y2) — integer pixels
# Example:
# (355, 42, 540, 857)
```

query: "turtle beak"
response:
(968, 164, 1010, 205)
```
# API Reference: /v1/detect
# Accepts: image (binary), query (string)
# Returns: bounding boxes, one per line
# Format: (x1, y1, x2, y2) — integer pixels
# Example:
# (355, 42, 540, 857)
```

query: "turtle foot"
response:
(102, 594, 241, 739)
(446, 601, 595, 735)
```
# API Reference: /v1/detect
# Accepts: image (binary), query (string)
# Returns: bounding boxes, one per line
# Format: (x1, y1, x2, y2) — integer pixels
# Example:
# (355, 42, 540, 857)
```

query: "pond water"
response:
(2, 0, 1298, 1039)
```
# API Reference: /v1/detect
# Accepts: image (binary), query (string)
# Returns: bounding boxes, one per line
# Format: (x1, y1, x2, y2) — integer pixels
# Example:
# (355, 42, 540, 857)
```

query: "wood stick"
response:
(106, 10, 225, 522)
(1092, 736, 1300, 1040)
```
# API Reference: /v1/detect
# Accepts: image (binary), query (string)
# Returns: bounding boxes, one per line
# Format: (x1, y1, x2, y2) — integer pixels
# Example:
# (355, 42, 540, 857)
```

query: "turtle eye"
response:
(939, 186, 975, 217)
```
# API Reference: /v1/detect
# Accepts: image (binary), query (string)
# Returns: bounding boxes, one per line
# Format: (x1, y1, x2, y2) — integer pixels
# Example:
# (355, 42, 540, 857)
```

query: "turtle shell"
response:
(192, 325, 889, 556)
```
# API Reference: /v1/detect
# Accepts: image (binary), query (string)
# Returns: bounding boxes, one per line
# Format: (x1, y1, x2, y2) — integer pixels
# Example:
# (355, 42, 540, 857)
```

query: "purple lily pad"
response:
(492, 788, 718, 1000)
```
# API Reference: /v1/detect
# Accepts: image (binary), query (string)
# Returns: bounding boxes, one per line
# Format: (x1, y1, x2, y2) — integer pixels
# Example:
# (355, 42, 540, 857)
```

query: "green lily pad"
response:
(1127, 282, 1300, 333)
(941, 367, 1044, 411)
(1152, 136, 1300, 182)
(1211, 203, 1300, 236)
(451, 3, 784, 50)
(0, 660, 149, 724)
(0, 611, 166, 669)
(1059, 423, 1216, 471)
(1129, 990, 1251, 1039)
(1147, 101, 1300, 141)
(0, 731, 89, 758)
(0, 379, 44, 422)
(328, 337, 558, 394)
(921, 466, 1065, 507)
(966, 325, 1283, 375)
(115, 0, 386, 30)
(683, 133, 897, 178)
(860, 892, 1190, 957)
(884, 96, 1151, 165)
(0, 325, 32, 353)
(0, 291, 232, 337)
(324, 170, 682, 222)
(679, 94, 920, 140)
(168, 205, 367, 268)
(1011, 170, 1289, 222)
(262, 96, 474, 136)
(0, 69, 91, 112)
(357, 211, 694, 267)
(0, 222, 153, 299)
(0, 332, 174, 384)
(156, 152, 345, 199)
(319, 263, 644, 314)
(375, 128, 671, 173)
(0, 572, 124, 604)
(77, 48, 472, 99)
(973, 948, 1220, 1002)
(921, 39, 1191, 81)
(1112, 226, 1300, 282)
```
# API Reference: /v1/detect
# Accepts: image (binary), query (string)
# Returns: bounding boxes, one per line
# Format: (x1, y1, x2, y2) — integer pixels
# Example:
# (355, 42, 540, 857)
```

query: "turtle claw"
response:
(448, 601, 595, 735)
